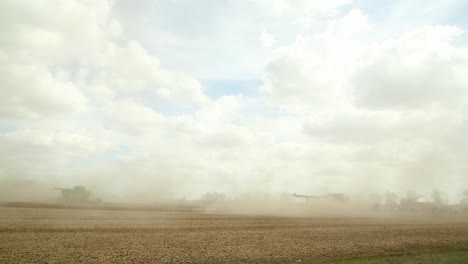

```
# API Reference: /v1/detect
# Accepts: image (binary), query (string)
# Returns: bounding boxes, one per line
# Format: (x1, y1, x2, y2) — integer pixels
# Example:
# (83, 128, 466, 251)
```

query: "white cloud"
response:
(100, 41, 209, 105)
(111, 0, 354, 80)
(2, 1, 468, 201)
(267, 0, 353, 17)
(103, 99, 165, 136)
(0, 59, 87, 118)
(1, 129, 101, 154)
(0, 0, 113, 64)
(0, 0, 209, 121)
(260, 31, 276, 48)
(0, 128, 110, 184)
(257, 12, 468, 197)
(261, 9, 370, 105)
(331, 9, 372, 35)
(197, 124, 254, 149)
(352, 26, 468, 109)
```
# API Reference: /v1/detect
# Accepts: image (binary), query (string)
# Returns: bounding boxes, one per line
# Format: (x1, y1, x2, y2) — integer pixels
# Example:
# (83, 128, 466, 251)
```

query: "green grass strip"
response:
(311, 248, 468, 264)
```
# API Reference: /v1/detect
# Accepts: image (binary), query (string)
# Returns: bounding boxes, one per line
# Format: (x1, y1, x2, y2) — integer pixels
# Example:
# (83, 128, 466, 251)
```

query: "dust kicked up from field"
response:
(1, 206, 468, 264)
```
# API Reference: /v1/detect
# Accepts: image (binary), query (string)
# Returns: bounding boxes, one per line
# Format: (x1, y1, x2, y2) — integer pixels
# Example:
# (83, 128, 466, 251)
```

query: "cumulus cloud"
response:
(101, 41, 209, 104)
(2, 0, 468, 202)
(0, 128, 109, 185)
(352, 26, 468, 109)
(197, 124, 253, 149)
(0, 0, 113, 64)
(103, 99, 165, 136)
(0, 0, 213, 198)
(266, 0, 353, 17)
(258, 11, 468, 198)
(0, 60, 87, 118)
(0, 0, 209, 121)
(259, 31, 276, 48)
(260, 9, 370, 105)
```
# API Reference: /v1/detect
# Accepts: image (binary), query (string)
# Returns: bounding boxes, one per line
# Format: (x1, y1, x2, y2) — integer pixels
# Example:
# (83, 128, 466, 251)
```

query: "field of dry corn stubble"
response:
(1, 207, 468, 263)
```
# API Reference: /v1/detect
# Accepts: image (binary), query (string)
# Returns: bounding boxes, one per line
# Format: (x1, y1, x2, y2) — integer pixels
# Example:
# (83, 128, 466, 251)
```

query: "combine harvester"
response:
(292, 193, 349, 203)
(399, 195, 432, 213)
(55, 186, 101, 204)
(292, 191, 465, 215)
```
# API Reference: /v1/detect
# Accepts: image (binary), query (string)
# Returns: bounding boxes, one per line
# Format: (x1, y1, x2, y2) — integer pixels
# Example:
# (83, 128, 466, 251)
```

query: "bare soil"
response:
(1, 207, 468, 263)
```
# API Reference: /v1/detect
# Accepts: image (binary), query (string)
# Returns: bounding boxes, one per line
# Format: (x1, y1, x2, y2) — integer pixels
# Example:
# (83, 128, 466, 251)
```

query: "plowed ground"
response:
(1, 207, 468, 263)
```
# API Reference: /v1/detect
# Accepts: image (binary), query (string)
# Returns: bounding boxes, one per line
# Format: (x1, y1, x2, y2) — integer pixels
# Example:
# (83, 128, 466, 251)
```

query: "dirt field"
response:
(1, 207, 468, 263)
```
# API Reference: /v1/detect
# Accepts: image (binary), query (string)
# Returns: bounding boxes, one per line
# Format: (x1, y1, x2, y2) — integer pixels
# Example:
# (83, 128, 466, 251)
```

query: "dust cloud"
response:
(2, 175, 466, 219)
(0, 179, 57, 203)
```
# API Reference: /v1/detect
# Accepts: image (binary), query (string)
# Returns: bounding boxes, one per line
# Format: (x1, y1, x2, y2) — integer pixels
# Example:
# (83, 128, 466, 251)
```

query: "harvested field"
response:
(1, 207, 468, 263)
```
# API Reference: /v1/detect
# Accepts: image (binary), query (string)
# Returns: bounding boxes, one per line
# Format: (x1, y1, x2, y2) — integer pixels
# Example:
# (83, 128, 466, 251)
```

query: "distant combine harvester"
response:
(292, 193, 349, 202)
(55, 186, 101, 204)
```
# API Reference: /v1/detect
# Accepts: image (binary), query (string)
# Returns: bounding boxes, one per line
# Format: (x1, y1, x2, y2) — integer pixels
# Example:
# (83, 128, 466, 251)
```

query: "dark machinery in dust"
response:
(292, 193, 349, 202)
(55, 186, 100, 204)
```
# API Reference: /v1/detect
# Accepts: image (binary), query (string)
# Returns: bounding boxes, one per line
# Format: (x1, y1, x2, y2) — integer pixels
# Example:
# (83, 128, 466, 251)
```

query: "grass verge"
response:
(311, 248, 468, 264)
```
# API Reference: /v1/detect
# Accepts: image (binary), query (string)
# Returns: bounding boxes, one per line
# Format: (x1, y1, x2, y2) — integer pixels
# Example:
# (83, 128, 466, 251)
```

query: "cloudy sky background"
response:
(1, 0, 468, 202)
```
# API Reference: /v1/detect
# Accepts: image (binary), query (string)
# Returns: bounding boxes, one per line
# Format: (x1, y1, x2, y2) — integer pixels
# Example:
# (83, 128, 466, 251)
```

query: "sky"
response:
(1, 0, 468, 202)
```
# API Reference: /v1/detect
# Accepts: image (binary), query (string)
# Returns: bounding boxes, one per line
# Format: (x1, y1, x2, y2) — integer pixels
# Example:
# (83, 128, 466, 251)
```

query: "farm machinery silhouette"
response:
(292, 190, 467, 214)
(55, 186, 101, 204)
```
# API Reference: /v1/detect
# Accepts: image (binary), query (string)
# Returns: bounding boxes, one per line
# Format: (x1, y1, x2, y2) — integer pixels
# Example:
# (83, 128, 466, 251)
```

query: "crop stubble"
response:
(1, 207, 468, 263)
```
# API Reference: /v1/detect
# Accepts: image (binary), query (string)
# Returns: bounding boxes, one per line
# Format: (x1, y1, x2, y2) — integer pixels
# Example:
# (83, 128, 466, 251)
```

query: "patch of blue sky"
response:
(103, 143, 133, 159)
(345, 0, 392, 20)
(76, 144, 135, 169)
(0, 120, 23, 133)
(134, 90, 199, 116)
(348, 0, 468, 41)
(203, 80, 294, 125)
(50, 61, 84, 81)
(203, 79, 262, 99)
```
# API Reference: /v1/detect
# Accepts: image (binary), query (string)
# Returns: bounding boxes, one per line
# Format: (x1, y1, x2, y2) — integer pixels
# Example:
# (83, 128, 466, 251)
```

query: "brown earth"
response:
(1, 207, 468, 263)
